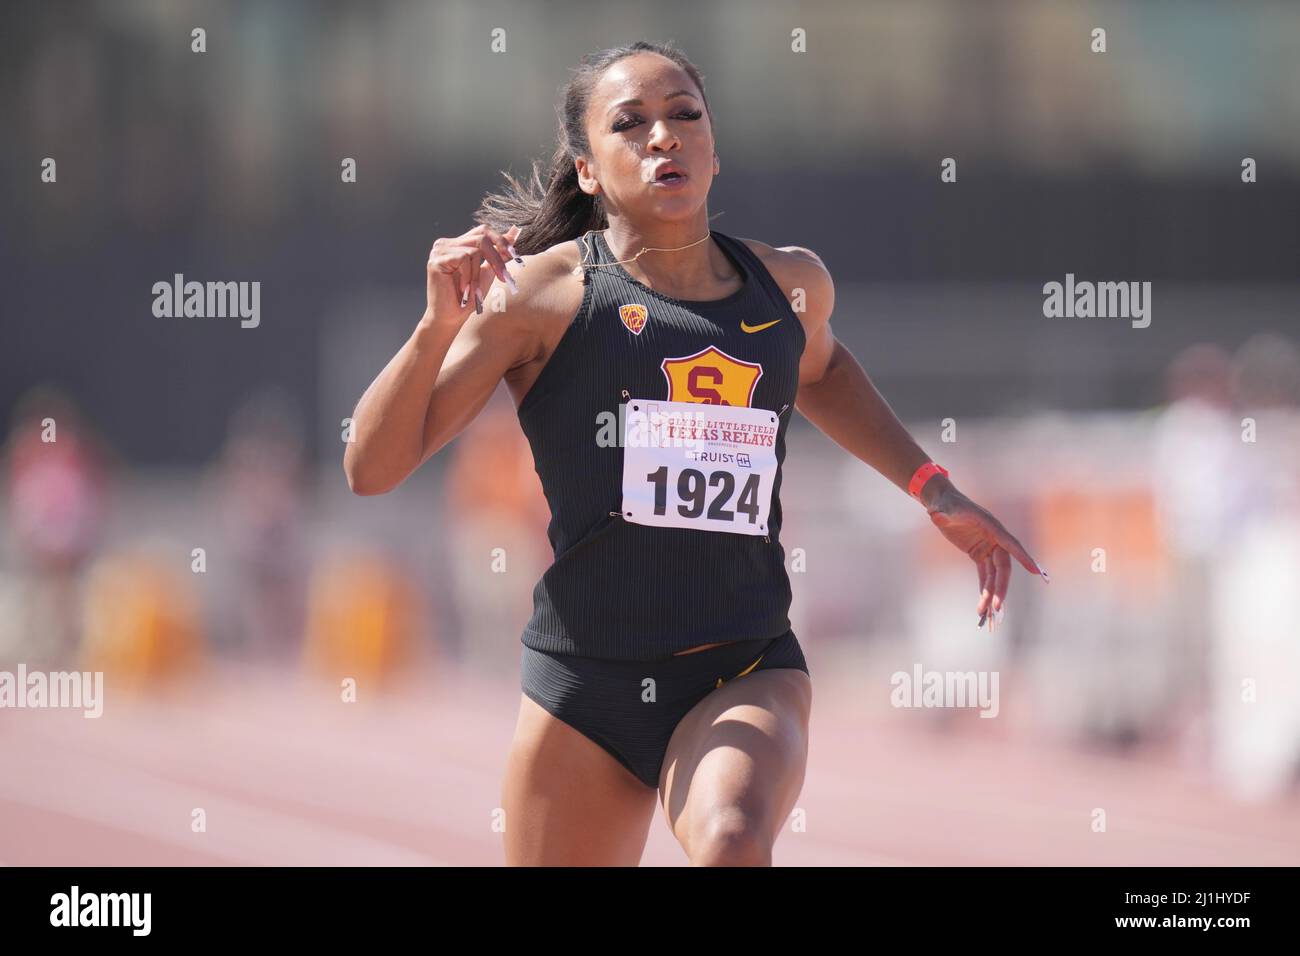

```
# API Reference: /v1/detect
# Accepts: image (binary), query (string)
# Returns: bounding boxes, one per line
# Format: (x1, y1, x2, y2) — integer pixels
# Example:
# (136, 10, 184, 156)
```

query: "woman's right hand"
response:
(425, 223, 523, 325)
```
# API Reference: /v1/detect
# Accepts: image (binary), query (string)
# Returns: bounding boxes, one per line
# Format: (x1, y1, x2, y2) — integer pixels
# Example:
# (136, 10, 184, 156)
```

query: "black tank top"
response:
(515, 228, 806, 660)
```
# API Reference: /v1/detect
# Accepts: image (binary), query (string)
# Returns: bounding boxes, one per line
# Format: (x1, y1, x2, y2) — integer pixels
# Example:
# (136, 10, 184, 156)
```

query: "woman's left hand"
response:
(922, 481, 1049, 631)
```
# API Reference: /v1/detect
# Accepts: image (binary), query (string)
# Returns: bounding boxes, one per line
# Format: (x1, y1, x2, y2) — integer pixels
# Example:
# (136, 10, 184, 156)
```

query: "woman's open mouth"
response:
(651, 170, 688, 189)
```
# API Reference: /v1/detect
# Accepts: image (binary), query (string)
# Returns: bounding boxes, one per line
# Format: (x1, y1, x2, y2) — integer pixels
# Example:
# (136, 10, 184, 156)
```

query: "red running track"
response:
(1, 659, 1297, 866)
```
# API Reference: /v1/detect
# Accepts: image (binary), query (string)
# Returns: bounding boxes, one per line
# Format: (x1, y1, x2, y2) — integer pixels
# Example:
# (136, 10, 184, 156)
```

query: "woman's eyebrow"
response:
(607, 89, 698, 114)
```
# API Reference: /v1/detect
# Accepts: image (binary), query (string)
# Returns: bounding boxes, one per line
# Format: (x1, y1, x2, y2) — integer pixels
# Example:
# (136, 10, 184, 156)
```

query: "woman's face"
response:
(577, 53, 718, 222)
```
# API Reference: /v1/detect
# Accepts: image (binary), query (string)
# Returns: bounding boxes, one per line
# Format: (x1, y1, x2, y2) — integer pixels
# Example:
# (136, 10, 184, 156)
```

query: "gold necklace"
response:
(572, 230, 712, 277)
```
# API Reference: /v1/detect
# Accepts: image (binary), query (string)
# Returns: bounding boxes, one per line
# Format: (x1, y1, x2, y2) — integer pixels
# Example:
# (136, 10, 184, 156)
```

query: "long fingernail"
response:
(461, 287, 470, 307)
(1040, 569, 1051, 583)
(504, 271, 519, 294)
(508, 244, 522, 263)
(474, 289, 483, 314)
(994, 605, 1005, 625)
(977, 611, 988, 629)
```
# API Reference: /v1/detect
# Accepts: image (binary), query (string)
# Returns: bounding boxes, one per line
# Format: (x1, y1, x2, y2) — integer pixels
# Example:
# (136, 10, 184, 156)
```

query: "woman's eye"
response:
(612, 108, 703, 132)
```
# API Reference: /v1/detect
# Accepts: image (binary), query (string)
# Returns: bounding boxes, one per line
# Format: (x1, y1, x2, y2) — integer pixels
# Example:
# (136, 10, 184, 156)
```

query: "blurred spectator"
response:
(0, 386, 110, 665)
(1207, 334, 1300, 799)
(205, 387, 309, 663)
(1150, 345, 1245, 758)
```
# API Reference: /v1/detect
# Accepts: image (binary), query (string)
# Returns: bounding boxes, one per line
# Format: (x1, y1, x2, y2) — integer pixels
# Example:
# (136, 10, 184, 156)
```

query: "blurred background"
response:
(1, 0, 1298, 865)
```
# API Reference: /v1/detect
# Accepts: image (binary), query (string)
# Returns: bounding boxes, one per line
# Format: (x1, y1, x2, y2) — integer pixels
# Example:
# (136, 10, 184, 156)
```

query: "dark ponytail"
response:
(474, 40, 712, 256)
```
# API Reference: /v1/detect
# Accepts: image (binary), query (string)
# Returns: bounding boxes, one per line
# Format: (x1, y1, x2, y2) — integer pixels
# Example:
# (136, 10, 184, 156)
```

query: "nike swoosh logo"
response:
(740, 319, 782, 333)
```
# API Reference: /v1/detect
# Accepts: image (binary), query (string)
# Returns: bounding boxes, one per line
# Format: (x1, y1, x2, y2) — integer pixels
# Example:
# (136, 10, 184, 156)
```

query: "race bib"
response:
(619, 399, 779, 536)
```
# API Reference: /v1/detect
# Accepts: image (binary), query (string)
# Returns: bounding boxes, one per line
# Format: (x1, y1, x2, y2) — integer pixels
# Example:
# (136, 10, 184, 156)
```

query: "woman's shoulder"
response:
(527, 232, 587, 270)
(732, 235, 830, 276)
(731, 235, 834, 309)
(495, 233, 586, 320)
(471, 233, 589, 386)
(514, 232, 585, 284)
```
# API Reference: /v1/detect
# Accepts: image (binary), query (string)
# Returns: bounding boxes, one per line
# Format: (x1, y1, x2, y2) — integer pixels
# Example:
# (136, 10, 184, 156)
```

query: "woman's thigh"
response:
(501, 693, 658, 866)
(659, 668, 813, 864)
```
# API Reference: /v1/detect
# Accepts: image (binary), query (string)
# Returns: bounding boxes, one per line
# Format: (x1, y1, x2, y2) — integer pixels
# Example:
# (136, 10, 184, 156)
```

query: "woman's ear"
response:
(575, 156, 601, 196)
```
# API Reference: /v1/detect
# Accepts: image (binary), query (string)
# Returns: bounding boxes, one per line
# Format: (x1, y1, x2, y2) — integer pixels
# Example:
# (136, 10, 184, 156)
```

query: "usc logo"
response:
(661, 346, 763, 406)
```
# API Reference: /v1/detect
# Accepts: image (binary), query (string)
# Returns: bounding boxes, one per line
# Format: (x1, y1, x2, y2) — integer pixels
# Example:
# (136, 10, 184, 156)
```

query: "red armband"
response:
(907, 462, 949, 500)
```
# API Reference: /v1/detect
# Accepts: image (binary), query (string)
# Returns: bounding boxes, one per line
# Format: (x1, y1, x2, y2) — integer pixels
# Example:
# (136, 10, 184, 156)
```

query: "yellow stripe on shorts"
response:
(716, 653, 766, 689)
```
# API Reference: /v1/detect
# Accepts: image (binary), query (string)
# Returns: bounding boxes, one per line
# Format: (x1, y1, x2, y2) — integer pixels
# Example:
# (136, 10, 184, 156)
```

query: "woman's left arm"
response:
(756, 241, 1049, 628)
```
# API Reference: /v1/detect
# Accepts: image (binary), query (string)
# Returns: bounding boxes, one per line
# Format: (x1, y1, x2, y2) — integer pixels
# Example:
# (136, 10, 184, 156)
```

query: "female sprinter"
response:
(343, 40, 1047, 866)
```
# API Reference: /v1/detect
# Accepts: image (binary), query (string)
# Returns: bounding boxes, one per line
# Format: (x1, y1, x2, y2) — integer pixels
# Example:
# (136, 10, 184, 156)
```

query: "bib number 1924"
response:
(619, 398, 779, 537)
(645, 466, 763, 525)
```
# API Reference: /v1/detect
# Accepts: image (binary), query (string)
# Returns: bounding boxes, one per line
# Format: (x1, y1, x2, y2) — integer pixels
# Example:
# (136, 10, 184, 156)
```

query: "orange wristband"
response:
(908, 462, 949, 500)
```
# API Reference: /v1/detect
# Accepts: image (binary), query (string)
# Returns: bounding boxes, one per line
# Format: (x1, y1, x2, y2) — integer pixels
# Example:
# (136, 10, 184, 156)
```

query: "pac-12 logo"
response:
(619, 303, 648, 335)
(661, 345, 763, 406)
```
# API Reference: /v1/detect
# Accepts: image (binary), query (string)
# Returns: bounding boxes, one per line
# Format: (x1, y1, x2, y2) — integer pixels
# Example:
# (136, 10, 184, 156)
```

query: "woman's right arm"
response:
(343, 224, 534, 495)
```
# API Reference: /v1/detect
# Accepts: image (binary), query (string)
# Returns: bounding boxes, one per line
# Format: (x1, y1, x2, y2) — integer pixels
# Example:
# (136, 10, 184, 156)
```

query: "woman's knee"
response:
(687, 806, 775, 866)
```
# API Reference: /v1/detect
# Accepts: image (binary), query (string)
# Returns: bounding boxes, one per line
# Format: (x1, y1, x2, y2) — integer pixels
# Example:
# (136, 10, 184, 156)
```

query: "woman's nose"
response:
(648, 121, 680, 151)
